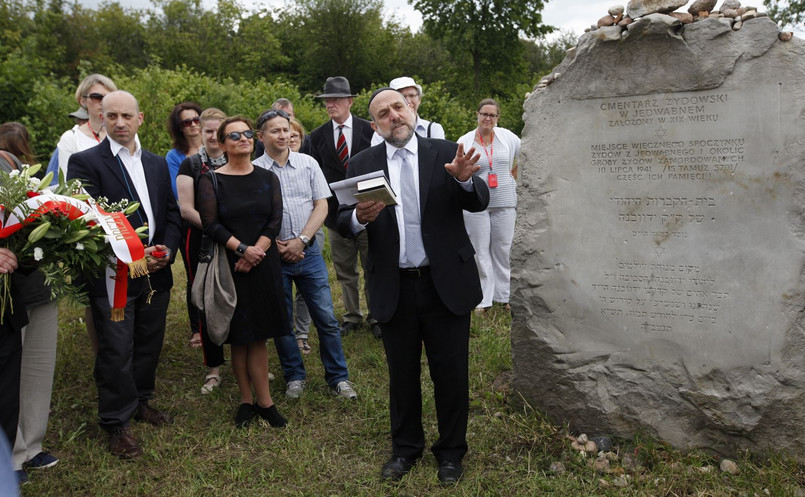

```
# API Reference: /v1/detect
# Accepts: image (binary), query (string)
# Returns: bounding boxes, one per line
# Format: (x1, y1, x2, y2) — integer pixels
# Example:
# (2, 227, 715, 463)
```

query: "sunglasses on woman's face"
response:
(181, 116, 200, 128)
(226, 130, 255, 141)
(83, 93, 107, 102)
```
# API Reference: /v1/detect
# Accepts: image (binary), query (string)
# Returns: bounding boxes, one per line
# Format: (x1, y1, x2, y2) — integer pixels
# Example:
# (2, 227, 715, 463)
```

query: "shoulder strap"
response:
(207, 169, 218, 193)
(189, 154, 204, 176)
(427, 121, 433, 138)
(0, 150, 22, 171)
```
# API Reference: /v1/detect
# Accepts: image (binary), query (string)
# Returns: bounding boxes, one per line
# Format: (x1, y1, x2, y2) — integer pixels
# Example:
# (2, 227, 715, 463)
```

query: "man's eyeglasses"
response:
(83, 93, 107, 102)
(256, 109, 290, 130)
(226, 130, 255, 141)
(181, 116, 200, 128)
(479, 112, 499, 119)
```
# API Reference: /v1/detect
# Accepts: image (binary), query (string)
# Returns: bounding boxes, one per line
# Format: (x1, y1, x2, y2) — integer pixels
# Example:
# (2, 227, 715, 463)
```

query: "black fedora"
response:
(316, 76, 356, 98)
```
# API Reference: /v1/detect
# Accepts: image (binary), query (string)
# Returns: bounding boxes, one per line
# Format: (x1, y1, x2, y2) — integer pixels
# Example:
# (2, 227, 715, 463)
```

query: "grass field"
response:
(19, 262, 805, 496)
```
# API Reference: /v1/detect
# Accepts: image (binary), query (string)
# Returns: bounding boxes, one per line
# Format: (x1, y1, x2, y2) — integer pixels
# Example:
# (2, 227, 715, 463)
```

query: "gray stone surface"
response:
(688, 0, 718, 14)
(514, 16, 805, 461)
(627, 0, 688, 18)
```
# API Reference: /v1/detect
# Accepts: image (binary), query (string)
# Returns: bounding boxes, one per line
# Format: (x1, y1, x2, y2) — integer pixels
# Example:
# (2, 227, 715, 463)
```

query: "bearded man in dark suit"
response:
(337, 88, 489, 485)
(68, 90, 181, 459)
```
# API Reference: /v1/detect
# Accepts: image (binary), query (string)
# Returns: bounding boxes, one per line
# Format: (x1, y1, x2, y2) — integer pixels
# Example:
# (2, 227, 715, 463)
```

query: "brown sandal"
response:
(297, 338, 311, 355)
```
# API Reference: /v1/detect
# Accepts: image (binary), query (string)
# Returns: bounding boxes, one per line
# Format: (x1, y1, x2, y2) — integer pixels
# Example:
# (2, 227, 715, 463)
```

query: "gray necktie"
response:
(396, 148, 427, 267)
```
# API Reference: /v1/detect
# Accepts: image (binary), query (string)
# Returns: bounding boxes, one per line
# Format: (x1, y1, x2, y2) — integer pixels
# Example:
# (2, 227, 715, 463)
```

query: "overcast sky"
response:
(78, 1, 778, 40)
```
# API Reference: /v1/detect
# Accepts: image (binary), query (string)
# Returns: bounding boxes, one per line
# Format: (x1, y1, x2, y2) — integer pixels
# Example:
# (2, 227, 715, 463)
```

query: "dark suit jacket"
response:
(336, 136, 490, 322)
(309, 115, 373, 228)
(67, 138, 182, 297)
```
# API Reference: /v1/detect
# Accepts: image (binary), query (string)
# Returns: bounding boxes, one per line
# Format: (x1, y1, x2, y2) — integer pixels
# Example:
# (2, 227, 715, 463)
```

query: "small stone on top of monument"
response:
(609, 5, 626, 17)
(688, 0, 718, 15)
(669, 11, 695, 23)
(720, 0, 741, 10)
(627, 0, 687, 18)
(599, 14, 617, 27)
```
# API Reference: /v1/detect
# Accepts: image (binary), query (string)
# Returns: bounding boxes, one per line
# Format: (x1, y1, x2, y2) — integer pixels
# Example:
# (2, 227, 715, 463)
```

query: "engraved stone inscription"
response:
(542, 86, 796, 364)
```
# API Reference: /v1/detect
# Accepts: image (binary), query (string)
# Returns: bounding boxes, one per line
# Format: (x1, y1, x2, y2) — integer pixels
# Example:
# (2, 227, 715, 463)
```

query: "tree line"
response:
(0, 0, 575, 160)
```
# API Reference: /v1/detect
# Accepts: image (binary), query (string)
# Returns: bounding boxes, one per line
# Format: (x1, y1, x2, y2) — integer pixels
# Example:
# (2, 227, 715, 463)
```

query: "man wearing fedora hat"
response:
(308, 76, 379, 339)
(371, 76, 445, 146)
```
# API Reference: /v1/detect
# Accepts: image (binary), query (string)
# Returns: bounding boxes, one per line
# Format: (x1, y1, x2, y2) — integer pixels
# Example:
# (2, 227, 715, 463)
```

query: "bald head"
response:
(102, 90, 143, 152)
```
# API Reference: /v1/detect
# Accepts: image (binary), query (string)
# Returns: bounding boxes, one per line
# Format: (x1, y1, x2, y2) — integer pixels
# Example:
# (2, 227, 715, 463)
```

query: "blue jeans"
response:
(273, 241, 349, 388)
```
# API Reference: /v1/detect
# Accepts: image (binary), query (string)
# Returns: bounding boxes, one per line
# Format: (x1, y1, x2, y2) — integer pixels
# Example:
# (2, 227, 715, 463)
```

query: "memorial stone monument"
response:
(512, 8, 805, 460)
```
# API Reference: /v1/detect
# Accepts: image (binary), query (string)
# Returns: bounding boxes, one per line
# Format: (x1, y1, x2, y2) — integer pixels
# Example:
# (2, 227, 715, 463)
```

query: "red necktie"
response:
(336, 124, 349, 169)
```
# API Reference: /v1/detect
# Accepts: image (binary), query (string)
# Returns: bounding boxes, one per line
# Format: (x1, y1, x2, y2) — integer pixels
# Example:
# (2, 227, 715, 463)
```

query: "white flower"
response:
(75, 242, 84, 251)
(28, 177, 41, 188)
(33, 247, 43, 261)
(9, 170, 20, 177)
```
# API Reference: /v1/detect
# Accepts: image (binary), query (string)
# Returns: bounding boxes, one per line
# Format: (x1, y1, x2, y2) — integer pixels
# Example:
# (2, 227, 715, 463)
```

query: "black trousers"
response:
(380, 271, 470, 463)
(91, 288, 170, 430)
(0, 324, 21, 447)
(181, 226, 224, 367)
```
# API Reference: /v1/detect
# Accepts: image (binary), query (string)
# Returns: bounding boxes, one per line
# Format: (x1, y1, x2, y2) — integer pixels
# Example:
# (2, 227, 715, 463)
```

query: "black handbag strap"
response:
(198, 170, 219, 264)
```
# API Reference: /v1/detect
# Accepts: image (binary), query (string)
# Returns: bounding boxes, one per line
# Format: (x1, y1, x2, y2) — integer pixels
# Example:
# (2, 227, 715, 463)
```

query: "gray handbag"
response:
(190, 171, 236, 345)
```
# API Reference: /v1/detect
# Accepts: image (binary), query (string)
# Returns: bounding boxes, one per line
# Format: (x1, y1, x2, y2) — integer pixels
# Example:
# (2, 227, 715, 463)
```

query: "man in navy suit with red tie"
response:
(337, 88, 489, 485)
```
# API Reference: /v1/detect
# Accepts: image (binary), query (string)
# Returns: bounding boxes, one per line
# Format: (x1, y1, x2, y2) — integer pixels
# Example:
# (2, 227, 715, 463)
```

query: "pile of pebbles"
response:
(549, 433, 743, 489)
(590, 0, 769, 31)
(532, 0, 794, 92)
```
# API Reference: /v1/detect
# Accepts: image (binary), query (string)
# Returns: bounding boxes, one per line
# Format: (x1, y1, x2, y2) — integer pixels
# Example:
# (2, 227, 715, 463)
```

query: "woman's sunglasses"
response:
(226, 130, 255, 141)
(181, 116, 201, 128)
(82, 93, 107, 102)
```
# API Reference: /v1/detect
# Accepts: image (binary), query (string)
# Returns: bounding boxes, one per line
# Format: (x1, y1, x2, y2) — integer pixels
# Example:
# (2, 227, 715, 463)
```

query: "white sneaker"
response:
(332, 380, 358, 400)
(285, 379, 305, 399)
(268, 372, 275, 382)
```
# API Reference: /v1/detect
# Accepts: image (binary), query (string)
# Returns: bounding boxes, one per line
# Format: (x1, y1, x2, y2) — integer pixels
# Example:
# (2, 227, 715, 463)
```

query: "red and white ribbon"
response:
(0, 191, 146, 321)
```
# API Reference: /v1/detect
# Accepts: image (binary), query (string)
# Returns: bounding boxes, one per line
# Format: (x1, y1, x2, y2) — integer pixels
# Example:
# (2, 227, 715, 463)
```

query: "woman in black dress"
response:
(197, 116, 290, 428)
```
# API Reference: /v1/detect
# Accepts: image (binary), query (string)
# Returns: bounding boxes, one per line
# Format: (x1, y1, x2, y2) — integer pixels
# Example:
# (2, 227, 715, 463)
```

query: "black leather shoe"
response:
(370, 323, 382, 339)
(380, 456, 415, 481)
(340, 322, 359, 336)
(437, 460, 463, 486)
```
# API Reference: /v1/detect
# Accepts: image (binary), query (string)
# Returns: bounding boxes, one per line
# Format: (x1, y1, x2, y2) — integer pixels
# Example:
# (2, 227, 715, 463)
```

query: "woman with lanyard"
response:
(56, 74, 117, 175)
(457, 98, 521, 314)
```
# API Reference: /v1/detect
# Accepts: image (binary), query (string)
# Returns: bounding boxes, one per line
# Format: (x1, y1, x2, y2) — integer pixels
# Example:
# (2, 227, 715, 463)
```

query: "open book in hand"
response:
(330, 170, 399, 206)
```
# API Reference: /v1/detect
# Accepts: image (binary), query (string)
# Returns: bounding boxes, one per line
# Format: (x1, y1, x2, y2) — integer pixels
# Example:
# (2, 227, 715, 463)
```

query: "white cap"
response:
(389, 76, 423, 96)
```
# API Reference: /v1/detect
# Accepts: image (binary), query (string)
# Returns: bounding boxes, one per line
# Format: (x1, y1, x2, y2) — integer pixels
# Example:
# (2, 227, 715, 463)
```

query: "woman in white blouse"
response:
(457, 99, 521, 314)
(56, 74, 117, 175)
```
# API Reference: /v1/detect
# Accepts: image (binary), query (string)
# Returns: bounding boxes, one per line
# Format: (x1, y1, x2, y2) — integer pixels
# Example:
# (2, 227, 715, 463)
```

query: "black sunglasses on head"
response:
(226, 130, 255, 141)
(256, 109, 290, 130)
(83, 93, 106, 102)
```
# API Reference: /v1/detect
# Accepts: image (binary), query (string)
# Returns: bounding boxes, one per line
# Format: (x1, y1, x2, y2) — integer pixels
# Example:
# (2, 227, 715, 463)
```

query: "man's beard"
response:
(382, 121, 414, 148)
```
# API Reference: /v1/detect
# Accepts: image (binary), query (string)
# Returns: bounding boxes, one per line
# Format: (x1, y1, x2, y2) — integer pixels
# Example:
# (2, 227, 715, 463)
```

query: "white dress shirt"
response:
(108, 135, 155, 243)
(332, 114, 354, 155)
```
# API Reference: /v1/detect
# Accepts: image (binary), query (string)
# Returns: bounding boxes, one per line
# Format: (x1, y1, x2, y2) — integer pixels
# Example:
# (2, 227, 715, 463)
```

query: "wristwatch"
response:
(299, 235, 311, 247)
(236, 243, 248, 256)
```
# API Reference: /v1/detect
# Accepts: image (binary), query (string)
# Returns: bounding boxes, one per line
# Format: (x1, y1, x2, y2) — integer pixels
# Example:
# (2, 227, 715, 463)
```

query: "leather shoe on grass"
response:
(109, 426, 143, 459)
(437, 460, 463, 486)
(381, 456, 415, 481)
(370, 323, 382, 339)
(135, 402, 173, 426)
(340, 322, 359, 336)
